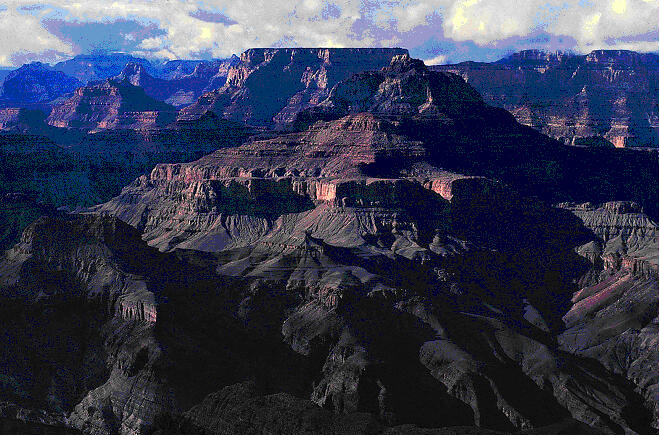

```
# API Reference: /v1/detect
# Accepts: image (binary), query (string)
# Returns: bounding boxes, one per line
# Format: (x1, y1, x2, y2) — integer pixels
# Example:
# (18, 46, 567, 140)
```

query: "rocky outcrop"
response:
(432, 49, 659, 148)
(558, 201, 659, 428)
(0, 401, 71, 431)
(179, 48, 408, 126)
(0, 215, 169, 435)
(299, 53, 484, 125)
(90, 118, 653, 435)
(114, 60, 237, 107)
(92, 112, 437, 252)
(3, 207, 648, 435)
(53, 54, 154, 84)
(46, 79, 177, 131)
(0, 107, 48, 132)
(0, 62, 81, 105)
(0, 192, 60, 253)
(95, 55, 659, 254)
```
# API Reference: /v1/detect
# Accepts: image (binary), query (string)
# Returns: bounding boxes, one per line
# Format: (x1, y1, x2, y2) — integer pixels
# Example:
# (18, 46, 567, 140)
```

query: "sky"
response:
(0, 0, 657, 67)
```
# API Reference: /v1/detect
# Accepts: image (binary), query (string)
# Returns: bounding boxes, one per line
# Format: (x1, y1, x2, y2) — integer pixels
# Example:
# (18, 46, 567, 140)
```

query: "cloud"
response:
(423, 53, 448, 65)
(42, 18, 167, 55)
(0, 0, 656, 67)
(547, 0, 659, 52)
(189, 9, 237, 25)
(0, 6, 73, 66)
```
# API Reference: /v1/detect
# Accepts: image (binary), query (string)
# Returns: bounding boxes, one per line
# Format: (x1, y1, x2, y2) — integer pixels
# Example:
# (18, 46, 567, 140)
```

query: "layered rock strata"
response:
(432, 50, 659, 148)
(178, 48, 408, 126)
(47, 80, 177, 132)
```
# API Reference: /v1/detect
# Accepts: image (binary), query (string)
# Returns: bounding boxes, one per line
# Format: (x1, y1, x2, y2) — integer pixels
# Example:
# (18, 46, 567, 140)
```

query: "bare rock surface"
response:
(432, 50, 659, 148)
(179, 48, 408, 127)
(114, 60, 238, 108)
(47, 79, 177, 132)
(557, 201, 659, 429)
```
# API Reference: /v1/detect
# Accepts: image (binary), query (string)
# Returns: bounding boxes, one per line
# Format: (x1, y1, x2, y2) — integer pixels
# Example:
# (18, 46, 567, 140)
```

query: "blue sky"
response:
(0, 0, 657, 66)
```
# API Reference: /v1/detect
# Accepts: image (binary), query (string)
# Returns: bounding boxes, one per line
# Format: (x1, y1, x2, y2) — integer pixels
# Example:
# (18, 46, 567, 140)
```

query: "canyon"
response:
(0, 50, 657, 435)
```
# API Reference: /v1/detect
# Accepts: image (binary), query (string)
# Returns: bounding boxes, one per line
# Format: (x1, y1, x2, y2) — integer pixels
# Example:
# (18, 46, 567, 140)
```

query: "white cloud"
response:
(548, 0, 659, 52)
(0, 6, 73, 65)
(423, 54, 448, 65)
(0, 0, 656, 66)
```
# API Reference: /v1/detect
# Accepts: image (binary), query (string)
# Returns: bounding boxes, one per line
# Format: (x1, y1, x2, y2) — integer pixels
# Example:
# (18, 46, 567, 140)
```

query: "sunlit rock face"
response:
(433, 49, 659, 148)
(92, 112, 432, 252)
(558, 201, 659, 430)
(178, 48, 408, 127)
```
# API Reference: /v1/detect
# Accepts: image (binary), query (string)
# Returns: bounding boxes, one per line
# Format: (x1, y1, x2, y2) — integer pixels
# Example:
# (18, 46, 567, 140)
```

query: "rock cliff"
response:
(1, 51, 657, 435)
(432, 50, 659, 148)
(114, 60, 236, 107)
(5, 191, 653, 435)
(178, 48, 408, 126)
(558, 201, 658, 428)
(46, 79, 177, 131)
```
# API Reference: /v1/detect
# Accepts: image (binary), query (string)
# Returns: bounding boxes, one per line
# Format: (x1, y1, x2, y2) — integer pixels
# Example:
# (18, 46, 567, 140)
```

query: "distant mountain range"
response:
(0, 62, 81, 106)
(1, 49, 658, 150)
(0, 53, 237, 108)
(432, 49, 659, 148)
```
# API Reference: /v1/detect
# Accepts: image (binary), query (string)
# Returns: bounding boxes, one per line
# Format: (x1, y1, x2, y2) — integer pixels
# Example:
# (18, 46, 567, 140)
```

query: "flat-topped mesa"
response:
(92, 111, 448, 251)
(503, 49, 571, 65)
(151, 113, 426, 182)
(585, 49, 659, 66)
(46, 78, 177, 131)
(178, 47, 408, 126)
(228, 47, 409, 87)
